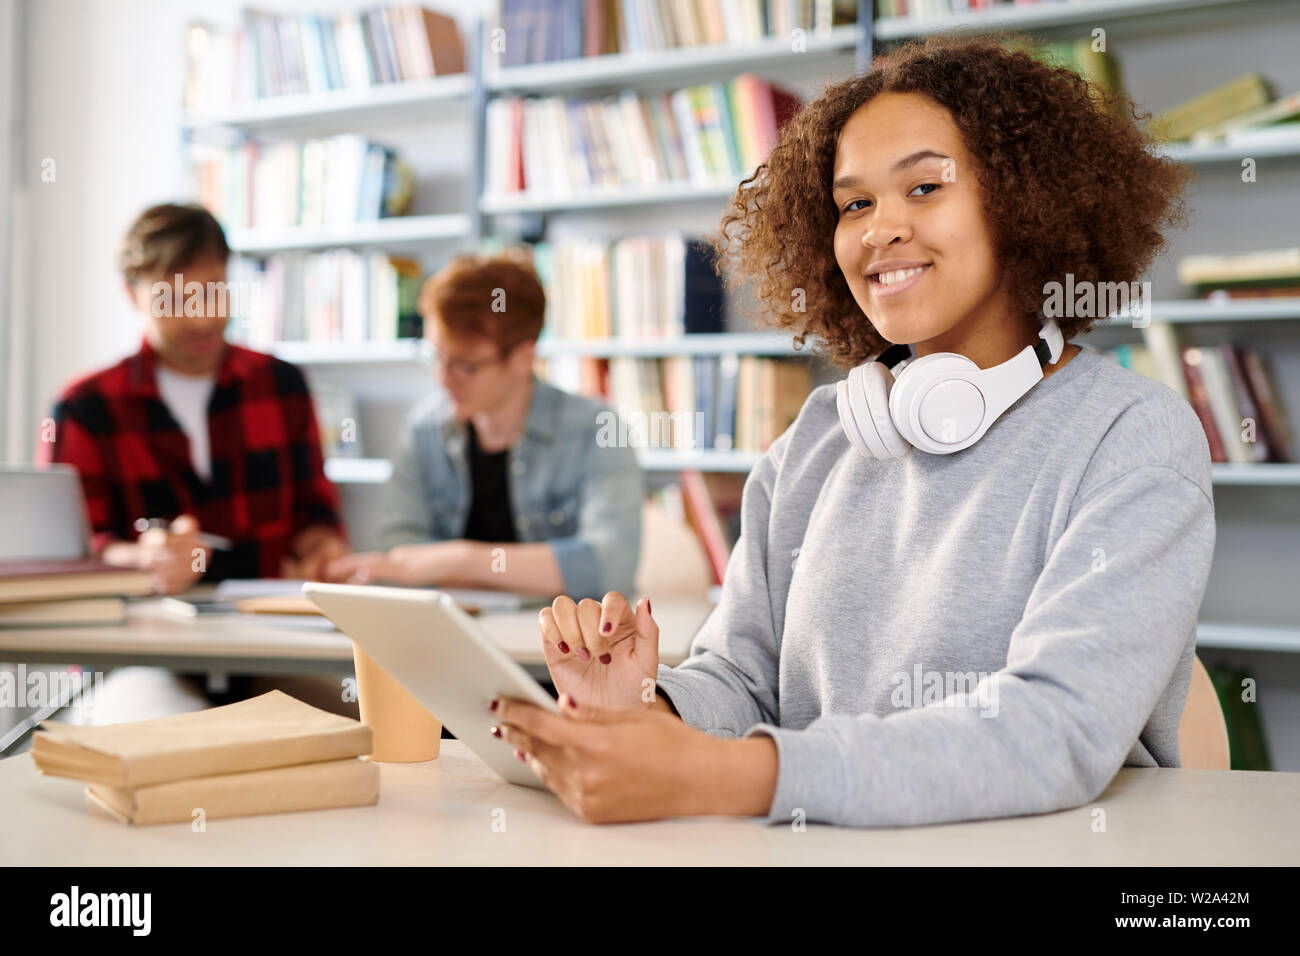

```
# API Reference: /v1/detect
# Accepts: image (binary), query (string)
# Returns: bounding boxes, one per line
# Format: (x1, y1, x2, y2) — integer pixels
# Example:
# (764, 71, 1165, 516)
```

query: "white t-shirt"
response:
(156, 367, 217, 481)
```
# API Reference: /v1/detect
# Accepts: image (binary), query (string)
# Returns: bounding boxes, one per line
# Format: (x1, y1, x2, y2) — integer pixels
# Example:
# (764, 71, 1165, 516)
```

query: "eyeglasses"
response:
(428, 347, 506, 379)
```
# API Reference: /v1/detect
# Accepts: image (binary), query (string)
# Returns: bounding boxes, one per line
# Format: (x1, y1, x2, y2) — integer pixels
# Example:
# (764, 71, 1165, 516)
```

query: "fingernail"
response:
(647, 598, 652, 615)
(557, 640, 569, 654)
(577, 647, 590, 661)
(601, 620, 612, 633)
(490, 726, 502, 738)
(598, 653, 612, 665)
(488, 699, 498, 712)
(567, 696, 579, 709)
(514, 749, 526, 762)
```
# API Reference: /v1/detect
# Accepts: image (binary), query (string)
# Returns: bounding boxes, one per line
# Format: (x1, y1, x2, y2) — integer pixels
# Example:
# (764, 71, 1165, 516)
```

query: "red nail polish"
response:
(514, 749, 526, 761)
(647, 598, 652, 615)
(557, 641, 569, 654)
(488, 699, 498, 711)
(567, 696, 579, 709)
(599, 653, 611, 664)
(601, 620, 612, 633)
(490, 726, 501, 738)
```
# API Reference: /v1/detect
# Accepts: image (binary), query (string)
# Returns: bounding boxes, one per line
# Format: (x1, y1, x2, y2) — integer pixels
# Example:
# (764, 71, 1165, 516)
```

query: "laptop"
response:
(0, 464, 91, 561)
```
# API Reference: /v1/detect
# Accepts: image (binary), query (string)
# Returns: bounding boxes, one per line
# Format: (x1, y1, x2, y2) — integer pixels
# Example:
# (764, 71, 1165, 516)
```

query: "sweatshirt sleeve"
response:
(743, 463, 1215, 827)
(653, 432, 788, 736)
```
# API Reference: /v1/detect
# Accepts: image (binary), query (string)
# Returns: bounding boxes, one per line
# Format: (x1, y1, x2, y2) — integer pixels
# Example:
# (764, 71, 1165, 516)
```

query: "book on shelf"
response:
(1178, 248, 1300, 296)
(544, 354, 813, 454)
(1205, 663, 1272, 771)
(1153, 74, 1274, 143)
(484, 74, 801, 197)
(192, 136, 414, 232)
(493, 0, 858, 68)
(312, 381, 364, 460)
(875, 0, 1123, 21)
(184, 5, 465, 113)
(533, 235, 724, 341)
(1189, 88, 1300, 145)
(1099, 340, 1293, 464)
(228, 251, 423, 350)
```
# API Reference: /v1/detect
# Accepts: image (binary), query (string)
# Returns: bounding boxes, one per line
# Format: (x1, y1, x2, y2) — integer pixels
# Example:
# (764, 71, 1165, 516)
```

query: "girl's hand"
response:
(539, 592, 659, 711)
(491, 694, 778, 823)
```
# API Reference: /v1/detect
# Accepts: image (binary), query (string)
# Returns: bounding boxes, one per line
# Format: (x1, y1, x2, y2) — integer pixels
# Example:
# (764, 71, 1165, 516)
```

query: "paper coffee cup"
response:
(351, 643, 442, 762)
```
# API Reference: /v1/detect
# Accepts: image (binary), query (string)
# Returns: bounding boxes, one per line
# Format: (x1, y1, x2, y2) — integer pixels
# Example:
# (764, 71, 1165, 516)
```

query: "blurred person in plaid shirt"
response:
(34, 203, 355, 722)
(40, 203, 347, 595)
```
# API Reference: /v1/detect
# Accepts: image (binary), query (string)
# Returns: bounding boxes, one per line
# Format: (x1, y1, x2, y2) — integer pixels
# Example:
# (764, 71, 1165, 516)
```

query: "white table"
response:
(2, 741, 1297, 865)
(0, 593, 715, 677)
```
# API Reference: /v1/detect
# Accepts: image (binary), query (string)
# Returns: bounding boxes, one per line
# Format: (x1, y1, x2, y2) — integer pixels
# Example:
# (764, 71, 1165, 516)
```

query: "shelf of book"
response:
(319, 455, 1300, 485)
(483, 24, 860, 95)
(537, 332, 802, 358)
(268, 339, 428, 364)
(636, 449, 763, 473)
(1210, 463, 1300, 485)
(1159, 126, 1300, 163)
(226, 214, 471, 254)
(1196, 621, 1300, 652)
(873, 0, 1257, 41)
(480, 182, 739, 215)
(1094, 298, 1300, 325)
(181, 74, 473, 131)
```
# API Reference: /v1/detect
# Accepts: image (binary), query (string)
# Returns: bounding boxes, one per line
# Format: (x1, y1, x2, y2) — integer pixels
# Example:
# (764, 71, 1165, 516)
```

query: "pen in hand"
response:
(133, 516, 234, 551)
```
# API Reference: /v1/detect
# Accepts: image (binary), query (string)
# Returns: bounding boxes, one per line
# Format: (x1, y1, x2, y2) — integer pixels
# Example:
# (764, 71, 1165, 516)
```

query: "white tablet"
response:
(302, 582, 559, 788)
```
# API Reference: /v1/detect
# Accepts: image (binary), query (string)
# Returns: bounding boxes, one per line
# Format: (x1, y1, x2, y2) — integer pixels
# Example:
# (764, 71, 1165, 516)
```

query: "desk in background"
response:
(0, 592, 716, 680)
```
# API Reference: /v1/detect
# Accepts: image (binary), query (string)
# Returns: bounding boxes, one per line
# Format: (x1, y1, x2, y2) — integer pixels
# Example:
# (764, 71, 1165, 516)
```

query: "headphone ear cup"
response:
(836, 377, 875, 460)
(842, 363, 909, 459)
(888, 352, 982, 451)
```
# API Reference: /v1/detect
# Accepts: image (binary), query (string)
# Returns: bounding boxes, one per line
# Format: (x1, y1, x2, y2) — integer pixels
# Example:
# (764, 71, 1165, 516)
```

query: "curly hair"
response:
(709, 33, 1193, 369)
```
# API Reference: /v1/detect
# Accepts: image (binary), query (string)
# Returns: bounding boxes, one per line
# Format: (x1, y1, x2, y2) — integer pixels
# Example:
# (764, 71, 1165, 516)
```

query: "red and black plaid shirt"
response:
(39, 338, 344, 580)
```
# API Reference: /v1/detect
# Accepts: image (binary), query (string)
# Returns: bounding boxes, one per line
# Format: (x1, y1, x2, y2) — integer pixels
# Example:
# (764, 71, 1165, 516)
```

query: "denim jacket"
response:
(376, 375, 643, 600)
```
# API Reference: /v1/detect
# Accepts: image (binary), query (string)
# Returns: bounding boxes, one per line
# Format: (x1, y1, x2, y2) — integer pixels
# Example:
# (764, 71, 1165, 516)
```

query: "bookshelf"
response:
(180, 73, 473, 130)
(176, 0, 1300, 749)
(872, 0, 1279, 41)
(482, 22, 863, 93)
(225, 213, 471, 253)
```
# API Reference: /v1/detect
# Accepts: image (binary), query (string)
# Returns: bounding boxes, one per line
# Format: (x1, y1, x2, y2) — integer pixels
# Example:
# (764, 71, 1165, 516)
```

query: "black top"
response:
(462, 422, 519, 543)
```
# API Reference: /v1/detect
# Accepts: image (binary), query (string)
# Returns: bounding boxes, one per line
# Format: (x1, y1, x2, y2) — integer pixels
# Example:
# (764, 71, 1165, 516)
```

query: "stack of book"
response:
(1178, 247, 1300, 300)
(493, 0, 858, 67)
(192, 135, 414, 232)
(484, 75, 801, 197)
(32, 691, 378, 825)
(0, 560, 153, 629)
(184, 6, 465, 112)
(227, 251, 423, 349)
(532, 236, 724, 341)
(1101, 334, 1292, 465)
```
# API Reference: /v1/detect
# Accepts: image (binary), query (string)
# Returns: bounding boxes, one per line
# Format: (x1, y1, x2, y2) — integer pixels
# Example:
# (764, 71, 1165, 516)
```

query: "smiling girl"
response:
(492, 34, 1215, 827)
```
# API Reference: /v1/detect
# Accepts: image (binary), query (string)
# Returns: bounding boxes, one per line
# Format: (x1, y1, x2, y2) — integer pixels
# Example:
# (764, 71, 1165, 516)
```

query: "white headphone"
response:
(836, 315, 1066, 458)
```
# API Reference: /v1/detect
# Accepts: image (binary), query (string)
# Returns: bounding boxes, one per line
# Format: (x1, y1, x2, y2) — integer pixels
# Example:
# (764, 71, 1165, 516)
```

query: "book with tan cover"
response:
(86, 757, 380, 826)
(32, 690, 371, 789)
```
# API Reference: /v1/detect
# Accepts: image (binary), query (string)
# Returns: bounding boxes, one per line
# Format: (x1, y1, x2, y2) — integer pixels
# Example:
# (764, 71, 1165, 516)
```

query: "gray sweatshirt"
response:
(655, 346, 1216, 827)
